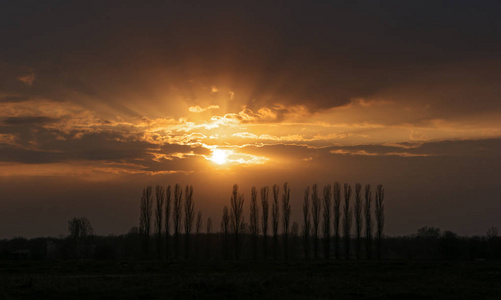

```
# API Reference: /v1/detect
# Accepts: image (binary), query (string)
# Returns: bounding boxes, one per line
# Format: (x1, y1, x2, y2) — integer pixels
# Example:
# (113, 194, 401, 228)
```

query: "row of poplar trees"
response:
(139, 183, 385, 260)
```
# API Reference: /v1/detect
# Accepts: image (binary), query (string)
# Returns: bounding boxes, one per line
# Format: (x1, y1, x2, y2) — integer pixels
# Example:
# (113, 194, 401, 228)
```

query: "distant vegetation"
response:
(1, 183, 500, 262)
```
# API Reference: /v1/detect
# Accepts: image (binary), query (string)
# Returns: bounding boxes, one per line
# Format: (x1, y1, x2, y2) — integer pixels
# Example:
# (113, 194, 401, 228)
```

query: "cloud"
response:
(0, 96, 31, 103)
(330, 149, 434, 157)
(188, 105, 220, 113)
(17, 72, 35, 86)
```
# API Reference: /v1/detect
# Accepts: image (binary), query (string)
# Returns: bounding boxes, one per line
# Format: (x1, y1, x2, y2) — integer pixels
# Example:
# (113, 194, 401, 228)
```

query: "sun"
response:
(210, 149, 230, 165)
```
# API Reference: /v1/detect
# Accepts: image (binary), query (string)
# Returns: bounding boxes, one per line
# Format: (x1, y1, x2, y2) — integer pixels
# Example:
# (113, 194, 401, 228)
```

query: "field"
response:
(1, 260, 501, 299)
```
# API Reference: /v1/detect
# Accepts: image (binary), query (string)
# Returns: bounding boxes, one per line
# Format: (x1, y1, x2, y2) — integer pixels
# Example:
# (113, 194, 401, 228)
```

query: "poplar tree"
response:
(343, 183, 352, 260)
(311, 184, 321, 259)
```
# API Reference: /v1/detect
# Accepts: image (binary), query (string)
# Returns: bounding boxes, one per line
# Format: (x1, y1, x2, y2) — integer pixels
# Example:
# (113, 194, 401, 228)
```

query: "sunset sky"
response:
(1, 1, 500, 238)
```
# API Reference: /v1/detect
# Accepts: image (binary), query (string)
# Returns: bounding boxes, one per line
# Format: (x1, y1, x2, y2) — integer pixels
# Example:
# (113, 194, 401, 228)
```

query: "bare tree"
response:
(364, 184, 373, 259)
(333, 182, 341, 259)
(291, 221, 299, 259)
(184, 185, 195, 260)
(250, 187, 259, 260)
(343, 183, 352, 260)
(282, 182, 291, 260)
(165, 185, 171, 260)
(272, 184, 280, 260)
(311, 184, 321, 259)
(354, 183, 363, 259)
(206, 217, 212, 260)
(221, 206, 230, 259)
(302, 186, 311, 260)
(155, 185, 165, 259)
(260, 186, 269, 260)
(68, 217, 93, 258)
(322, 184, 332, 259)
(230, 184, 244, 260)
(375, 184, 385, 259)
(173, 184, 182, 260)
(68, 217, 93, 239)
(139, 186, 153, 258)
(196, 211, 202, 260)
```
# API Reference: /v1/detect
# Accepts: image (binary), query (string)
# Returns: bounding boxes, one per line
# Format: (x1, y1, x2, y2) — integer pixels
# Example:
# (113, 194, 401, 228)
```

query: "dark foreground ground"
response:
(1, 260, 500, 299)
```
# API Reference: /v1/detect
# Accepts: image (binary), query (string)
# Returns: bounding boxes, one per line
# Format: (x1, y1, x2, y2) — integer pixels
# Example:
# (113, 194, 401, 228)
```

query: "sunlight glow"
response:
(210, 149, 230, 165)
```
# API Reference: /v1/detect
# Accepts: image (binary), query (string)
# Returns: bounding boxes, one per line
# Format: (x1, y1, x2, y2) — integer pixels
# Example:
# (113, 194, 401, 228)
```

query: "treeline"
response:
(1, 183, 500, 261)
(136, 182, 386, 261)
(2, 227, 501, 261)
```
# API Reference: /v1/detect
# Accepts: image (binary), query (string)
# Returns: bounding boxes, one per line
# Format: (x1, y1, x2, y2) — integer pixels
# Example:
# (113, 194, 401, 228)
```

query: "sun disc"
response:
(211, 149, 228, 165)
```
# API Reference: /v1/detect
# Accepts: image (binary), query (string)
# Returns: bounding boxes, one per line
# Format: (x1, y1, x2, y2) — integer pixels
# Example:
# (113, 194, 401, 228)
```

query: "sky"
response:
(1, 1, 500, 238)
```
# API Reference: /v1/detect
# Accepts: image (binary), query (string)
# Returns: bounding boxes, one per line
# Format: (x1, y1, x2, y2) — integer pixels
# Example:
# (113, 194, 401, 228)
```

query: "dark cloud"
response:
(1, 1, 500, 112)
(1, 116, 59, 126)
(0, 96, 31, 103)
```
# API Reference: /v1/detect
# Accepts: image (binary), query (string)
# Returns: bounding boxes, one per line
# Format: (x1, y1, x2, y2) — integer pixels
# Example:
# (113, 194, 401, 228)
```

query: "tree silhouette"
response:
(139, 186, 153, 258)
(196, 210, 202, 260)
(68, 217, 93, 239)
(272, 184, 280, 260)
(311, 184, 321, 260)
(282, 182, 291, 260)
(221, 206, 230, 260)
(250, 186, 259, 260)
(364, 184, 373, 259)
(68, 217, 93, 259)
(206, 217, 212, 260)
(260, 186, 269, 260)
(302, 186, 311, 260)
(165, 185, 171, 260)
(333, 182, 341, 259)
(343, 183, 352, 260)
(291, 221, 299, 259)
(155, 185, 165, 259)
(354, 183, 363, 260)
(230, 184, 244, 260)
(322, 184, 332, 259)
(375, 184, 385, 259)
(173, 184, 182, 260)
(184, 185, 194, 260)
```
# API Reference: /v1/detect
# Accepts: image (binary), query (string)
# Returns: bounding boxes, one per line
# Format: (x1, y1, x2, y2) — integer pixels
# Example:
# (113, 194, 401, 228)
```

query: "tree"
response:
(272, 184, 280, 260)
(230, 184, 244, 260)
(311, 184, 321, 259)
(139, 186, 153, 258)
(303, 186, 311, 260)
(221, 206, 230, 259)
(68, 217, 93, 239)
(364, 184, 373, 259)
(206, 217, 212, 260)
(282, 182, 291, 260)
(173, 184, 183, 260)
(375, 184, 385, 259)
(322, 184, 332, 259)
(417, 226, 440, 260)
(333, 182, 341, 259)
(196, 211, 202, 260)
(291, 221, 299, 259)
(250, 186, 259, 260)
(260, 186, 269, 260)
(184, 185, 195, 260)
(343, 183, 352, 260)
(68, 217, 93, 259)
(354, 183, 363, 259)
(165, 185, 171, 260)
(155, 185, 165, 259)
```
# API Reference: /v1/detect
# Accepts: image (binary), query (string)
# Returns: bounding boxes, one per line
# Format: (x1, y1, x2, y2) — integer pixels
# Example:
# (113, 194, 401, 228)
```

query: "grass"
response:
(1, 260, 501, 299)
